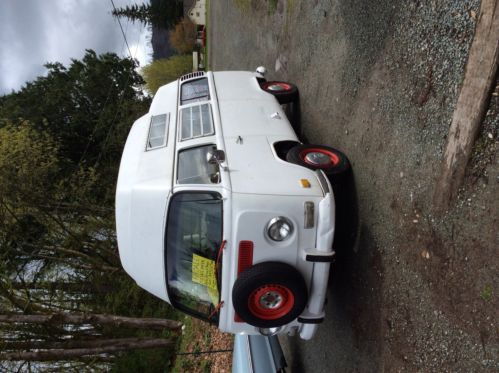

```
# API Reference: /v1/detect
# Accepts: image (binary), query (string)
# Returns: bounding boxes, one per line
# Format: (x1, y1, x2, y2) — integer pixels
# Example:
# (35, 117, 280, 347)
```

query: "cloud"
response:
(0, 0, 151, 94)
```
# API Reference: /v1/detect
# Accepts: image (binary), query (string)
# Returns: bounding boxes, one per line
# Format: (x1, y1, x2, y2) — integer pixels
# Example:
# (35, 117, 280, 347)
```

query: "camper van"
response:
(115, 68, 350, 340)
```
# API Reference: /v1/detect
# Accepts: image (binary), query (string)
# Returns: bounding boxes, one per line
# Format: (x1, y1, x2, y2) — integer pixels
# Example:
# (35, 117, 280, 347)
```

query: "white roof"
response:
(115, 81, 178, 302)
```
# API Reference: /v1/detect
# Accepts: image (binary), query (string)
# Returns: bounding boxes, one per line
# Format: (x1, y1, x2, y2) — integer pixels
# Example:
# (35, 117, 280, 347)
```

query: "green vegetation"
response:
(234, 0, 251, 11)
(0, 50, 182, 371)
(172, 317, 218, 373)
(169, 18, 197, 54)
(480, 285, 492, 302)
(112, 0, 183, 28)
(141, 55, 192, 95)
(0, 0, 215, 369)
(205, 0, 210, 69)
(268, 0, 279, 14)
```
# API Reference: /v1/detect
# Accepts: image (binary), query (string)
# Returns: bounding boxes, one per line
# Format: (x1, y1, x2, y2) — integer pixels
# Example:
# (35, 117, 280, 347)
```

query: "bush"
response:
(141, 55, 192, 95)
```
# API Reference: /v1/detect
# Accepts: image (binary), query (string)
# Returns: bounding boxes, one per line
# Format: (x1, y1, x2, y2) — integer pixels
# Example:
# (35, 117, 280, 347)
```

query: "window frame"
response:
(176, 144, 221, 185)
(145, 113, 170, 151)
(179, 103, 215, 142)
(180, 77, 210, 105)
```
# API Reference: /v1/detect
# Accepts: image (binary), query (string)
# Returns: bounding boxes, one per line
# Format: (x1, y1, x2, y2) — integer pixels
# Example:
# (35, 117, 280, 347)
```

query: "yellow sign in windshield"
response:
(192, 254, 218, 290)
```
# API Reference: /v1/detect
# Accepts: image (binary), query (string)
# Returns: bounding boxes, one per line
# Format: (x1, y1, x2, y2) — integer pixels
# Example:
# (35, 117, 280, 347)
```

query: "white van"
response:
(115, 68, 350, 340)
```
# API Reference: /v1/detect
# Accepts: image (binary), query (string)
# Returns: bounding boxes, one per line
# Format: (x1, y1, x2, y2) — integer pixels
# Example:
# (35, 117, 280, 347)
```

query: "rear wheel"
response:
(286, 144, 350, 181)
(232, 262, 307, 328)
(261, 81, 298, 104)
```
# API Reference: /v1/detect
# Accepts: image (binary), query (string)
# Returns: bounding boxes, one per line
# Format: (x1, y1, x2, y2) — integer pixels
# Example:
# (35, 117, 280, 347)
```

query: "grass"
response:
(172, 317, 213, 373)
(233, 0, 296, 17)
(268, 0, 278, 14)
(234, 0, 251, 11)
(480, 285, 492, 302)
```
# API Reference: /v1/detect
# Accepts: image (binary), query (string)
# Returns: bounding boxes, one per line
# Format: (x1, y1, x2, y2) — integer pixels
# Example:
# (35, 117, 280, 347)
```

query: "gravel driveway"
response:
(209, 1, 498, 371)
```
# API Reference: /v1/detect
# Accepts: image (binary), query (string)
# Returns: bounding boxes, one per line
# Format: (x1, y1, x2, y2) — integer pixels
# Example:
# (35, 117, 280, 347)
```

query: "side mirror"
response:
(209, 172, 220, 184)
(206, 149, 226, 165)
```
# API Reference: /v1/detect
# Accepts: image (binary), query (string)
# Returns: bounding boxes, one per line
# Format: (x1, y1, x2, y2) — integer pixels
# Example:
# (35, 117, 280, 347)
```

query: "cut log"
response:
(433, 0, 499, 211)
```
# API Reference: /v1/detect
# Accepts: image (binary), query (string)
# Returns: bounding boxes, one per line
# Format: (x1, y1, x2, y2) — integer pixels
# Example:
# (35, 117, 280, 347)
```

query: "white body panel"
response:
(116, 70, 336, 340)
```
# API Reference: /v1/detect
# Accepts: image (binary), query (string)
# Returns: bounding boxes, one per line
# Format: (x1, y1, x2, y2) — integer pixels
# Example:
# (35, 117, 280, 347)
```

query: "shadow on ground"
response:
(287, 163, 383, 372)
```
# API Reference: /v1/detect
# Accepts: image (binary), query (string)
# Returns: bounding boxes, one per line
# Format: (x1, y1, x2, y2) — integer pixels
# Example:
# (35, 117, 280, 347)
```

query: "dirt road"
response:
(209, 0, 498, 371)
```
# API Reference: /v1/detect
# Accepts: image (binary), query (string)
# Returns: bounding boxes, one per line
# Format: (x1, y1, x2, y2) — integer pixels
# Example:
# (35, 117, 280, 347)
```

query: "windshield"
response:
(165, 192, 223, 323)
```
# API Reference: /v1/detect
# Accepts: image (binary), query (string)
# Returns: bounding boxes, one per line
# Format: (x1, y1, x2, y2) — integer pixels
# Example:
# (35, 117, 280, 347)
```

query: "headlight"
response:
(267, 217, 293, 241)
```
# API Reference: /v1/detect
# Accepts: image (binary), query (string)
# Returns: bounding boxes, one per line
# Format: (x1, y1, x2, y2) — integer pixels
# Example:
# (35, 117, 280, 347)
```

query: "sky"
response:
(0, 0, 152, 95)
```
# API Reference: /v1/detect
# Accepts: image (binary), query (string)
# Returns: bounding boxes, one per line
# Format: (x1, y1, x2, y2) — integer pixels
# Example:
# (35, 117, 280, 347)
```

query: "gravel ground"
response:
(209, 0, 498, 371)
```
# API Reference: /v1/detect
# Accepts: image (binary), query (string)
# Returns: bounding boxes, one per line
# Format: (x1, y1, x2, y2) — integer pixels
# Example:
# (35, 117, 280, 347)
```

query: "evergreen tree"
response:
(111, 0, 184, 28)
(111, 3, 151, 25)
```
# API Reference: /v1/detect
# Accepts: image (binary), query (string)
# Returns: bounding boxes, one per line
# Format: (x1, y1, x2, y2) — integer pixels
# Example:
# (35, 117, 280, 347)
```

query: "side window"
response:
(177, 145, 220, 184)
(146, 114, 169, 150)
(181, 78, 209, 105)
(180, 104, 214, 141)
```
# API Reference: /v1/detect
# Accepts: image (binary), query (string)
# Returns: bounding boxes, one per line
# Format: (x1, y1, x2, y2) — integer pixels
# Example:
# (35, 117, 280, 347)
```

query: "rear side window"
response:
(181, 78, 209, 105)
(146, 114, 169, 150)
(180, 104, 214, 141)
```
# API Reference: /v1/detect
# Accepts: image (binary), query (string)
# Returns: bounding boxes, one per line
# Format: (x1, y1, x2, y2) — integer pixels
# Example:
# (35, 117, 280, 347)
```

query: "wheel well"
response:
(273, 141, 300, 162)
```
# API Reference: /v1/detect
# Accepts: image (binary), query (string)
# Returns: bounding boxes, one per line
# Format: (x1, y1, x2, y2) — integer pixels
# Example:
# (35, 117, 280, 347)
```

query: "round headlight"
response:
(267, 217, 293, 241)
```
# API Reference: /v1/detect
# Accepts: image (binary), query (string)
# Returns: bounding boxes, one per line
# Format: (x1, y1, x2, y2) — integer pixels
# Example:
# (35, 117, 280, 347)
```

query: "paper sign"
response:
(192, 254, 218, 290)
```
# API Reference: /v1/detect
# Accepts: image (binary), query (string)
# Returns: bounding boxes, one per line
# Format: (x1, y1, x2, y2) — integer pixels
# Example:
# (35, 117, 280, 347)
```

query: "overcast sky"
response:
(0, 0, 152, 95)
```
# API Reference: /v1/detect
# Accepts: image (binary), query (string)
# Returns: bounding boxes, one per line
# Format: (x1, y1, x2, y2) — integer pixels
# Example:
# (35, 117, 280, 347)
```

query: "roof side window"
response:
(181, 78, 210, 105)
(180, 103, 214, 141)
(146, 113, 169, 150)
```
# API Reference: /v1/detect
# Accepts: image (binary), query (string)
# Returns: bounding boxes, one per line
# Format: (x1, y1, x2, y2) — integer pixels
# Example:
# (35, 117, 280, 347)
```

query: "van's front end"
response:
(217, 170, 335, 340)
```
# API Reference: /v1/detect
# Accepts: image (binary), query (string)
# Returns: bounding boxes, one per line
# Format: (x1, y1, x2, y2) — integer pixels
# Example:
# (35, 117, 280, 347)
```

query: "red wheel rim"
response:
(248, 284, 294, 320)
(299, 148, 340, 168)
(263, 82, 292, 92)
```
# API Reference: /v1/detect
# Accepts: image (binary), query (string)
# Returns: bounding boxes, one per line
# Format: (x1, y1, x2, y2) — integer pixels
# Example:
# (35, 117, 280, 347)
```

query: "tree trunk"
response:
(433, 0, 499, 210)
(8, 281, 113, 294)
(1, 337, 166, 351)
(0, 337, 174, 362)
(0, 313, 182, 331)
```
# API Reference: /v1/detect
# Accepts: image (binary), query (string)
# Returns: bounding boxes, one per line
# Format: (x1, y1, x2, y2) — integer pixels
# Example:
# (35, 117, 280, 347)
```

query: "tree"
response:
(169, 18, 197, 54)
(112, 0, 184, 28)
(0, 313, 180, 365)
(0, 50, 181, 371)
(0, 50, 150, 178)
(112, 3, 151, 24)
(1, 338, 175, 362)
(141, 55, 192, 94)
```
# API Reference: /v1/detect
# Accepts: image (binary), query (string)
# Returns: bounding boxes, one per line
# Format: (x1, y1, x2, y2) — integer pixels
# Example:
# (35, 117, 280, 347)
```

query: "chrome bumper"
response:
(298, 171, 335, 340)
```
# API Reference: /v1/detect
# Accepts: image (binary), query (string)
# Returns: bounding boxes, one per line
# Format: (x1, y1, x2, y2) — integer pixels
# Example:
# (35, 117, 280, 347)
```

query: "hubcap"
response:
(266, 83, 291, 92)
(299, 148, 340, 168)
(248, 284, 295, 320)
(259, 291, 283, 309)
(304, 151, 332, 165)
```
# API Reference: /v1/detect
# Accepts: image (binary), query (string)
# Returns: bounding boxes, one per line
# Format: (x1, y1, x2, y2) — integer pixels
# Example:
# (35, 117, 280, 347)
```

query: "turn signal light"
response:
(237, 240, 254, 275)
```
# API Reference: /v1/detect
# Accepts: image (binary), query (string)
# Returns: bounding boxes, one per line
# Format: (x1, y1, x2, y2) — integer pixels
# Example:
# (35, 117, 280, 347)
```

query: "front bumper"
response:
(297, 171, 335, 340)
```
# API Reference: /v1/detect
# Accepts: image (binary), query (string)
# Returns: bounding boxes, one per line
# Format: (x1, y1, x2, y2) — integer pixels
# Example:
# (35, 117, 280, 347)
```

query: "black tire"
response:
(286, 144, 351, 181)
(261, 81, 298, 104)
(232, 262, 307, 328)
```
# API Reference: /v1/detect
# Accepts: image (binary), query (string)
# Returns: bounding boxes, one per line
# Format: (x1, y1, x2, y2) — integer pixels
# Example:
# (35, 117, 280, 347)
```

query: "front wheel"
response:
(286, 144, 351, 180)
(261, 81, 298, 104)
(232, 262, 307, 328)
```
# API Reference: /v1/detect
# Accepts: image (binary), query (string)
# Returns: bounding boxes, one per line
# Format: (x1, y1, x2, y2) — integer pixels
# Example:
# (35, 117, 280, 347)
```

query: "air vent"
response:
(180, 71, 205, 81)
